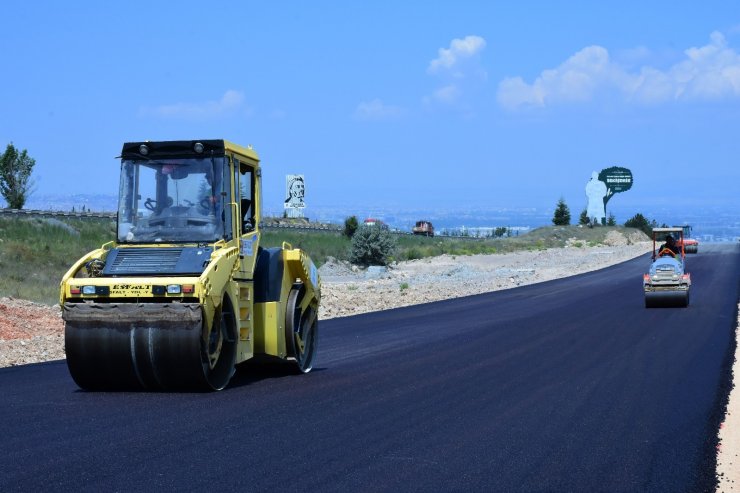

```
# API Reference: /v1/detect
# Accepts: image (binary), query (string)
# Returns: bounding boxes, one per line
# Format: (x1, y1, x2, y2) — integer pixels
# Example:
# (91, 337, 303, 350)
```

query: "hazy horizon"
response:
(17, 191, 739, 241)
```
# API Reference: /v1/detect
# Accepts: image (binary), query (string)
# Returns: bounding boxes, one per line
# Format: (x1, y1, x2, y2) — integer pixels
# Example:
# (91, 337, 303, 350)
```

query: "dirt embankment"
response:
(0, 298, 64, 367)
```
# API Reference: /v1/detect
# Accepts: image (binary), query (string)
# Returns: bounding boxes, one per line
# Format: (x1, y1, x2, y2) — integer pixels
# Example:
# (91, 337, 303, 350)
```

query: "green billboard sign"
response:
(598, 166, 633, 206)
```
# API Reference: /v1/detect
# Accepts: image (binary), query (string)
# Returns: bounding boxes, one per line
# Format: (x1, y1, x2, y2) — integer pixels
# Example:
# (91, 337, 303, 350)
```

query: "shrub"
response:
(403, 247, 423, 261)
(350, 225, 396, 266)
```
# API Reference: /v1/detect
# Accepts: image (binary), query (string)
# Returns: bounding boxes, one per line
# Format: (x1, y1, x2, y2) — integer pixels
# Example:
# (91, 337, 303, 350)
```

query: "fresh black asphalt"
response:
(0, 244, 738, 492)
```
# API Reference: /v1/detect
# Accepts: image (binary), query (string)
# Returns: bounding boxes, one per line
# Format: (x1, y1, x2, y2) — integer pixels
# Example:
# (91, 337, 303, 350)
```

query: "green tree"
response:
(343, 215, 359, 238)
(350, 225, 396, 266)
(552, 197, 571, 226)
(0, 143, 36, 209)
(578, 209, 589, 225)
(607, 213, 616, 226)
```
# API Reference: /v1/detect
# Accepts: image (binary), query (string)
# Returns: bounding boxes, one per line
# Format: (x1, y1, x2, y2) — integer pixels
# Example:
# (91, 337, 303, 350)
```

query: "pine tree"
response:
(624, 213, 653, 236)
(552, 197, 571, 226)
(343, 215, 359, 238)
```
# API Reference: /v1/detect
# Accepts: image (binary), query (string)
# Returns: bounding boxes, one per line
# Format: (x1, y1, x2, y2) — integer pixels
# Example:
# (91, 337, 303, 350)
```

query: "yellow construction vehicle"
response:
(59, 140, 320, 391)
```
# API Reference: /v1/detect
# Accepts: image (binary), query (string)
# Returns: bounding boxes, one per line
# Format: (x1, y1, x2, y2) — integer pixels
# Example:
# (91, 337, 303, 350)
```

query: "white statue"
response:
(585, 171, 607, 224)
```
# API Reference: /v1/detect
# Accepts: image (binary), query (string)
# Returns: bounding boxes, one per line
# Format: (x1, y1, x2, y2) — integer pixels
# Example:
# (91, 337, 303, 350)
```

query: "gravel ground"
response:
(318, 234, 651, 320)
(0, 298, 63, 367)
(717, 302, 740, 492)
(0, 232, 737, 488)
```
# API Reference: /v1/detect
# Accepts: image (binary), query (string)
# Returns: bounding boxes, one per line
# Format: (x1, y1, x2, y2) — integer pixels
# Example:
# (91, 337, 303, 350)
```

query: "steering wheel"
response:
(658, 248, 675, 257)
(144, 198, 157, 211)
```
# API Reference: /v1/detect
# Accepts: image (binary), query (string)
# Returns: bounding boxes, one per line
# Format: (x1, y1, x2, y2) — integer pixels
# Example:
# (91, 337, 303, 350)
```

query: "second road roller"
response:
(643, 227, 691, 308)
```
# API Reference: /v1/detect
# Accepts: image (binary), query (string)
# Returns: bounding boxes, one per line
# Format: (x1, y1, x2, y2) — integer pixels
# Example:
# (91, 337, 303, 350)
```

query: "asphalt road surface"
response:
(1, 244, 738, 492)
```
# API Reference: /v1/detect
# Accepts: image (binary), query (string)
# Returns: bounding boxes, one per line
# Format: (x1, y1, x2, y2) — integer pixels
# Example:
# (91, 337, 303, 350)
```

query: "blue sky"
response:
(1, 1, 738, 220)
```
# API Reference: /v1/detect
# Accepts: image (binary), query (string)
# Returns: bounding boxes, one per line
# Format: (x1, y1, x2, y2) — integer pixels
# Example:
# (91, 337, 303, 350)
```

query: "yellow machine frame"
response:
(59, 140, 320, 390)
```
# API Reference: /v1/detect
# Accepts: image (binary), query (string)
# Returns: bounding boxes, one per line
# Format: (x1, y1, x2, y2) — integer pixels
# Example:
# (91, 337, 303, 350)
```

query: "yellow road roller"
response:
(60, 140, 320, 391)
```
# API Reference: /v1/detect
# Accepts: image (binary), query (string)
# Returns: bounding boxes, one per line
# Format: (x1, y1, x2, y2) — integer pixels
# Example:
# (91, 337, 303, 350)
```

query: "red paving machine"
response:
(676, 224, 699, 254)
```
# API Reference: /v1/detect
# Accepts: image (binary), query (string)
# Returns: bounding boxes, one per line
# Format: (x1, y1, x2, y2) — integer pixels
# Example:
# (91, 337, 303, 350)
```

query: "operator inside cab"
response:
(659, 234, 680, 257)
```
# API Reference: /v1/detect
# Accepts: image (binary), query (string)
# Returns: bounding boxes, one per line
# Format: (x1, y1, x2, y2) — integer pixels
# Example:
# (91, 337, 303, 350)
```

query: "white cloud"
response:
(353, 99, 405, 120)
(661, 31, 740, 100)
(497, 46, 632, 109)
(140, 90, 247, 120)
(426, 35, 487, 110)
(428, 35, 487, 76)
(497, 31, 740, 110)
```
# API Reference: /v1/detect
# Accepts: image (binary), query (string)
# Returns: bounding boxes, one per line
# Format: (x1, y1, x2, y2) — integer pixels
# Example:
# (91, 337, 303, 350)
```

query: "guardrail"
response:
(260, 222, 343, 233)
(0, 209, 345, 232)
(0, 208, 116, 219)
(0, 209, 512, 240)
